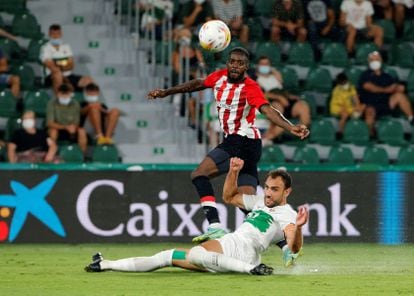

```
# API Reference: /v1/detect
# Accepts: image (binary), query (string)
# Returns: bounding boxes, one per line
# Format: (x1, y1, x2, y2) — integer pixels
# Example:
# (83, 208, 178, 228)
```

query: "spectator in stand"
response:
(211, 0, 249, 44)
(8, 111, 58, 163)
(0, 27, 19, 42)
(330, 72, 365, 135)
(254, 56, 311, 145)
(40, 24, 93, 95)
(339, 0, 384, 55)
(271, 0, 307, 43)
(180, 0, 214, 32)
(81, 83, 120, 145)
(0, 48, 21, 99)
(369, 0, 393, 20)
(393, 0, 414, 37)
(303, 0, 343, 60)
(358, 51, 414, 136)
(47, 84, 88, 154)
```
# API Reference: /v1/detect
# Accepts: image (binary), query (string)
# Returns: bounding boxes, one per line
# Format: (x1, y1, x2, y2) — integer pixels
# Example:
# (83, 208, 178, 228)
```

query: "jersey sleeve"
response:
(246, 81, 269, 109)
(203, 69, 224, 88)
(277, 207, 297, 231)
(242, 194, 263, 211)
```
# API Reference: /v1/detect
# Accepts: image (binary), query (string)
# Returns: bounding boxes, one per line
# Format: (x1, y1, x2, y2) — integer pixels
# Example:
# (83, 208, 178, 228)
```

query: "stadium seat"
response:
(344, 67, 363, 86)
(155, 41, 170, 66)
(376, 19, 396, 43)
(299, 93, 317, 118)
(260, 145, 285, 164)
(287, 42, 315, 67)
(327, 146, 355, 165)
(59, 145, 84, 163)
(407, 70, 414, 97)
(383, 66, 399, 81)
(305, 67, 333, 93)
(0, 90, 18, 118)
(355, 43, 378, 65)
(253, 0, 276, 18)
(23, 90, 51, 117)
(309, 118, 336, 145)
(27, 39, 48, 63)
(292, 146, 320, 164)
(388, 42, 414, 68)
(396, 147, 414, 165)
(279, 67, 299, 93)
(343, 119, 370, 146)
(4, 117, 22, 141)
(0, 0, 27, 14)
(11, 13, 43, 39)
(377, 119, 407, 146)
(0, 38, 21, 61)
(11, 64, 35, 91)
(321, 43, 349, 68)
(254, 42, 281, 66)
(362, 146, 389, 165)
(246, 18, 265, 42)
(402, 20, 414, 41)
(92, 145, 120, 163)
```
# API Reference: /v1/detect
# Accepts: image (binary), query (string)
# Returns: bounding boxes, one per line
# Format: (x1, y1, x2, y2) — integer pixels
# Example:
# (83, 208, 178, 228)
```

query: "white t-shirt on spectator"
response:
(340, 0, 374, 30)
(392, 0, 413, 8)
(40, 42, 73, 76)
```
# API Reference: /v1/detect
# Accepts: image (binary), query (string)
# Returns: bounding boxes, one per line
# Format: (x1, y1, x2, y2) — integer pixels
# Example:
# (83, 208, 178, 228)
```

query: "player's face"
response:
(226, 52, 248, 83)
(263, 176, 291, 208)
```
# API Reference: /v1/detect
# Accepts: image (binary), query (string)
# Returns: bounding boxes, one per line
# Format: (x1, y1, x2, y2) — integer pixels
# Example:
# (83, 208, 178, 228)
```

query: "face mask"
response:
(85, 95, 99, 103)
(50, 38, 62, 46)
(258, 65, 271, 75)
(58, 97, 71, 105)
(341, 83, 350, 90)
(369, 61, 381, 71)
(22, 118, 35, 129)
(194, 0, 205, 4)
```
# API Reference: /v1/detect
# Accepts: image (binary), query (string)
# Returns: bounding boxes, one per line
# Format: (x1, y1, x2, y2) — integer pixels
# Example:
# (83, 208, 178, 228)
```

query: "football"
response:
(198, 20, 231, 53)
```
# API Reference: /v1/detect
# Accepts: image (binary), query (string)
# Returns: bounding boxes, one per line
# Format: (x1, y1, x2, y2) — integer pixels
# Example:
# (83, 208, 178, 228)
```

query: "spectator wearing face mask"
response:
(47, 83, 88, 153)
(80, 83, 121, 145)
(254, 56, 311, 145)
(40, 24, 93, 95)
(358, 51, 414, 136)
(330, 72, 365, 135)
(8, 110, 58, 163)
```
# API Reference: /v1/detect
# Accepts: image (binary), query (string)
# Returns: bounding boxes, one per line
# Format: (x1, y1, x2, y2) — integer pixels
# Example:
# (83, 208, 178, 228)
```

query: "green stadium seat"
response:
(321, 43, 349, 68)
(376, 19, 396, 43)
(344, 67, 363, 86)
(383, 66, 399, 81)
(280, 67, 299, 93)
(287, 42, 315, 67)
(343, 119, 370, 146)
(254, 42, 281, 66)
(327, 146, 355, 165)
(11, 13, 43, 39)
(92, 145, 120, 163)
(0, 90, 18, 118)
(155, 41, 170, 66)
(377, 119, 407, 146)
(260, 145, 285, 164)
(396, 147, 414, 165)
(246, 18, 265, 42)
(305, 67, 333, 93)
(355, 43, 378, 65)
(59, 144, 84, 163)
(292, 146, 320, 164)
(253, 0, 276, 18)
(0, 38, 21, 61)
(407, 70, 414, 95)
(4, 117, 22, 142)
(299, 93, 317, 117)
(11, 64, 35, 91)
(0, 0, 27, 14)
(388, 42, 414, 68)
(23, 90, 51, 117)
(27, 39, 48, 63)
(402, 20, 414, 41)
(309, 118, 336, 145)
(362, 146, 389, 165)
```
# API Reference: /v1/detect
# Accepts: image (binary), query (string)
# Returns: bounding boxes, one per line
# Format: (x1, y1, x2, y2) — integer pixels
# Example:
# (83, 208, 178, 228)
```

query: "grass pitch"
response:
(1, 243, 413, 296)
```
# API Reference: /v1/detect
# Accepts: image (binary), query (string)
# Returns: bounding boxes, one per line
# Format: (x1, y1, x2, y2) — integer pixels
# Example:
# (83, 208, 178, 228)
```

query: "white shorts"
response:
(218, 232, 261, 266)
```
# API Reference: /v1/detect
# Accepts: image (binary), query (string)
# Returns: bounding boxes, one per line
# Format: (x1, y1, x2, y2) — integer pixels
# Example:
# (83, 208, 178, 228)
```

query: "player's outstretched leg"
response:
(249, 263, 274, 275)
(85, 252, 104, 272)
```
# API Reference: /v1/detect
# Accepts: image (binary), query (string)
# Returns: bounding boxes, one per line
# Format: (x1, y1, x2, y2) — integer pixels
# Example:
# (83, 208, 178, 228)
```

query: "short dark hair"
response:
(229, 47, 250, 61)
(266, 169, 292, 189)
(257, 56, 271, 63)
(49, 24, 61, 31)
(336, 72, 348, 84)
(85, 83, 100, 92)
(57, 83, 73, 94)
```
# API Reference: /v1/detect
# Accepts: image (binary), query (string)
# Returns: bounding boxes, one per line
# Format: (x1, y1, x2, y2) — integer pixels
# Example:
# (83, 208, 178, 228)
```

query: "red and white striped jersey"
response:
(203, 69, 268, 139)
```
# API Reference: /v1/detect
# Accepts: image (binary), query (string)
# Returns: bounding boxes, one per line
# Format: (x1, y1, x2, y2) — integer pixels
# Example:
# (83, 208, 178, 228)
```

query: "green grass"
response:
(1, 243, 413, 296)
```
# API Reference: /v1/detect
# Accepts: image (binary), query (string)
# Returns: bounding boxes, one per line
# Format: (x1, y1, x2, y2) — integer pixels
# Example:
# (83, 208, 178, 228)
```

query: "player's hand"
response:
(289, 124, 310, 140)
(296, 206, 309, 227)
(147, 89, 168, 100)
(229, 157, 244, 172)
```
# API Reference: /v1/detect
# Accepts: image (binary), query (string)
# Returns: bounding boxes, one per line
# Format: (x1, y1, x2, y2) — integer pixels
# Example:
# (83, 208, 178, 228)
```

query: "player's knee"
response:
(188, 246, 206, 266)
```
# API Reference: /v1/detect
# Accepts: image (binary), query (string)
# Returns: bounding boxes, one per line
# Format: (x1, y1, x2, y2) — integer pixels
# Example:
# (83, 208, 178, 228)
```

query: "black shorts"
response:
(45, 74, 83, 92)
(57, 130, 78, 143)
(207, 134, 262, 187)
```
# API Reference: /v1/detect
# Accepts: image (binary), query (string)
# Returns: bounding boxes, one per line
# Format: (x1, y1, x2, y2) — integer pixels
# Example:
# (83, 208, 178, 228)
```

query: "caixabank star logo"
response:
(0, 174, 66, 242)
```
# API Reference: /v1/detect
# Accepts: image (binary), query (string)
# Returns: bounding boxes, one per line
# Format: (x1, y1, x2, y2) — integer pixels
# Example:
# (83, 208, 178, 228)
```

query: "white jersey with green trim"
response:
(233, 194, 297, 254)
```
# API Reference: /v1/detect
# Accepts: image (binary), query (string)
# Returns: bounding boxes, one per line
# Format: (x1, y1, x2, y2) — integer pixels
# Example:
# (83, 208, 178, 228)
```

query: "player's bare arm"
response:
(284, 206, 309, 253)
(222, 157, 246, 209)
(260, 104, 310, 140)
(147, 79, 207, 99)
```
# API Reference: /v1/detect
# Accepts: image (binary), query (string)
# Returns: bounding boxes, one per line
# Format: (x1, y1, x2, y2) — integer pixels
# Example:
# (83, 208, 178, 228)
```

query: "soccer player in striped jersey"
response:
(148, 47, 309, 253)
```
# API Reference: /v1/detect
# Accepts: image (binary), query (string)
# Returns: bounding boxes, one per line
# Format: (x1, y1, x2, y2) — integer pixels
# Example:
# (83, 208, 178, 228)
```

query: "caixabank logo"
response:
(0, 174, 66, 242)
